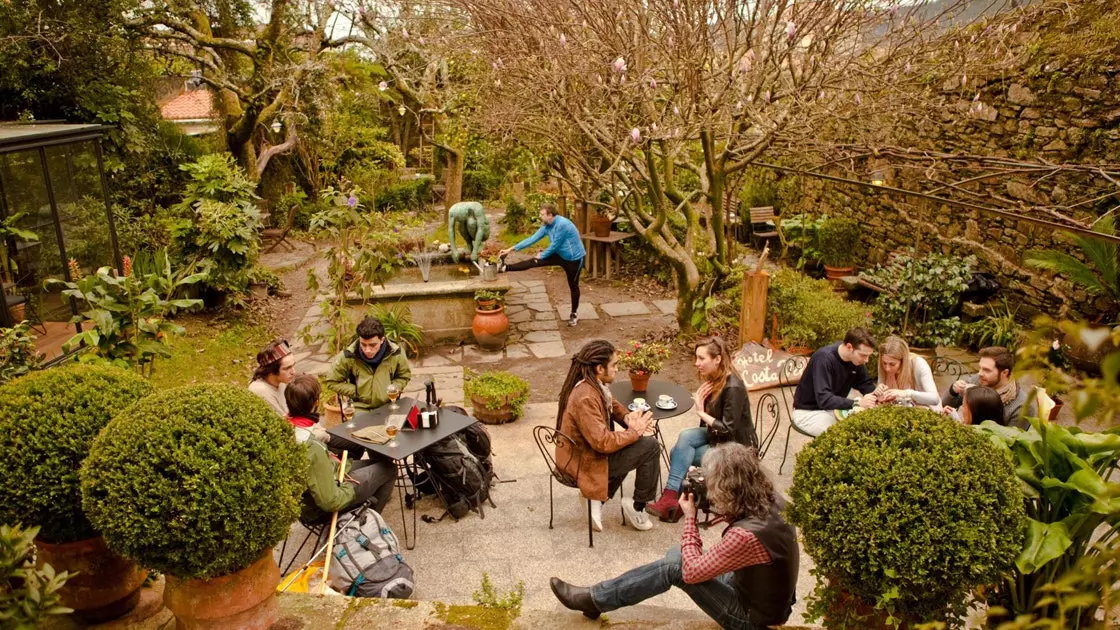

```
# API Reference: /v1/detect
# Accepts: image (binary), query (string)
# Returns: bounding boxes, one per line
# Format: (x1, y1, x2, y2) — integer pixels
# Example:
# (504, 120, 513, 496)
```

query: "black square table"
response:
(328, 397, 477, 549)
(609, 378, 695, 476)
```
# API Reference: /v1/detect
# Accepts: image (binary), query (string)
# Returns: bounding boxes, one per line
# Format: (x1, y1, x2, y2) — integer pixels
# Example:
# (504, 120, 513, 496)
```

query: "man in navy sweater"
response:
(791, 328, 878, 436)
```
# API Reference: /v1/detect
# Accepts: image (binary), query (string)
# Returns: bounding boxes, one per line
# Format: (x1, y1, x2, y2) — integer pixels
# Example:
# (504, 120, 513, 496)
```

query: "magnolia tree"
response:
(454, 0, 972, 330)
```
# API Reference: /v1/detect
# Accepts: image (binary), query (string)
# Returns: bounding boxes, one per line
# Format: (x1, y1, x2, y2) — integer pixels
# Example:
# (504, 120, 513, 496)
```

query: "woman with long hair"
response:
(876, 335, 940, 409)
(248, 339, 297, 416)
(957, 385, 1005, 426)
(550, 443, 799, 629)
(555, 339, 658, 532)
(646, 337, 754, 523)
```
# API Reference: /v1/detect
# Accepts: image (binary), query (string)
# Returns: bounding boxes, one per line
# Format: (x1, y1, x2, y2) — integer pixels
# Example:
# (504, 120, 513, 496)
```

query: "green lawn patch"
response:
(149, 314, 276, 390)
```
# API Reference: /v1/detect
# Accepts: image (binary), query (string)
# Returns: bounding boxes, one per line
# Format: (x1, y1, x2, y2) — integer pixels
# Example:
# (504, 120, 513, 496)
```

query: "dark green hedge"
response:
(787, 406, 1025, 626)
(462, 169, 503, 200)
(81, 385, 306, 579)
(374, 177, 433, 213)
(0, 365, 153, 543)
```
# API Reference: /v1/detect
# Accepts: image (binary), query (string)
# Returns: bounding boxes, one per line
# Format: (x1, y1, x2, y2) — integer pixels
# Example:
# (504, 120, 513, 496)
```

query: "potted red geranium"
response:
(617, 340, 671, 392)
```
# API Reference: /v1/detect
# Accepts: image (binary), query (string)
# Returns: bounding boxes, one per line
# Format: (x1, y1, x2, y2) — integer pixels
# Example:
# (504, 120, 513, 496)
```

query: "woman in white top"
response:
(248, 339, 297, 416)
(876, 336, 940, 409)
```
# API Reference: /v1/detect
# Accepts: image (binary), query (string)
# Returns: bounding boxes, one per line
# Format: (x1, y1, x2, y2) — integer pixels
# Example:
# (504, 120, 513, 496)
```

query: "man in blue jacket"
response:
(499, 203, 587, 326)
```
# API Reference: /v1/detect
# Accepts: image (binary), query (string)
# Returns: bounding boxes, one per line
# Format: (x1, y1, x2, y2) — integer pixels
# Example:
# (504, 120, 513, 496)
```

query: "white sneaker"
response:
(568, 313, 578, 327)
(622, 502, 653, 531)
(590, 500, 604, 532)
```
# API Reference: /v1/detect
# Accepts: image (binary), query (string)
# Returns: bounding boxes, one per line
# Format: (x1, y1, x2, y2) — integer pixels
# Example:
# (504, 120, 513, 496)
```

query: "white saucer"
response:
(628, 402, 651, 412)
(655, 400, 678, 410)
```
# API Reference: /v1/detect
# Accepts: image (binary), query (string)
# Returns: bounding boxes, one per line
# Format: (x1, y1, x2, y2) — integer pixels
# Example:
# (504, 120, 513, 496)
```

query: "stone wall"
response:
(790, 4, 1120, 320)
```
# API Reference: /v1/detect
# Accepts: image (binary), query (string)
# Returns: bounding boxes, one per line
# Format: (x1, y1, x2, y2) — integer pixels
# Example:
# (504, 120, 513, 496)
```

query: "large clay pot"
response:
(589, 214, 611, 237)
(824, 265, 854, 280)
(1062, 326, 1116, 375)
(470, 392, 519, 424)
(164, 552, 280, 630)
(472, 305, 509, 351)
(629, 370, 651, 393)
(35, 536, 148, 623)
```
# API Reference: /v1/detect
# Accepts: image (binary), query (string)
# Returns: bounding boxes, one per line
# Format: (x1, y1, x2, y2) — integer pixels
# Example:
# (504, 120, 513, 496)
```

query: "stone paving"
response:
(287, 277, 682, 399)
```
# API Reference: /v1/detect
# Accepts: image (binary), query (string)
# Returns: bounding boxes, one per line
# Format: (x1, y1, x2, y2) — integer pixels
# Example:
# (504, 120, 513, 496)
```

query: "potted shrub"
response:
(80, 385, 306, 630)
(372, 304, 425, 359)
(589, 207, 612, 237)
(473, 289, 509, 351)
(0, 365, 153, 622)
(617, 340, 671, 392)
(465, 369, 531, 424)
(787, 407, 1026, 628)
(767, 268, 871, 354)
(818, 217, 860, 280)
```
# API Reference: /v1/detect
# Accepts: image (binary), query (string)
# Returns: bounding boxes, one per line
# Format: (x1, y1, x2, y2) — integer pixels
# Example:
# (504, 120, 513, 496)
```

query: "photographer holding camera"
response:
(550, 443, 799, 629)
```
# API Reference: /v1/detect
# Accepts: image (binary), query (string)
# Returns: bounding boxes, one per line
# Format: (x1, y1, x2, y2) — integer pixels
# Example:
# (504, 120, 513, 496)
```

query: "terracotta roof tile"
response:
(160, 90, 217, 121)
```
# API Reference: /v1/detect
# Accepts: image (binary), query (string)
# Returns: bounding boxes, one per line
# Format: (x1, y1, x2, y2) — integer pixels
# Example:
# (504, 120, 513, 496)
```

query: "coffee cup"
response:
(633, 397, 647, 408)
(658, 394, 673, 404)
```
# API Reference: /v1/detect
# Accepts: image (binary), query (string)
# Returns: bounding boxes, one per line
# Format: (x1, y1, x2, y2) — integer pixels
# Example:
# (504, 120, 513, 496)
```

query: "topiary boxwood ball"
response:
(81, 384, 306, 580)
(0, 364, 153, 543)
(787, 406, 1026, 627)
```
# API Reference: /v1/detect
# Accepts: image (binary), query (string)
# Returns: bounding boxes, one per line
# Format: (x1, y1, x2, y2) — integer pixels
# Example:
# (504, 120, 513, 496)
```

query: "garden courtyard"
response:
(3, 0, 1119, 628)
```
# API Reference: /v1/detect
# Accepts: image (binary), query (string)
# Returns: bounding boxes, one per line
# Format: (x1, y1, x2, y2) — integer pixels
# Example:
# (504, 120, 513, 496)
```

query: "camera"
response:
(679, 467, 711, 512)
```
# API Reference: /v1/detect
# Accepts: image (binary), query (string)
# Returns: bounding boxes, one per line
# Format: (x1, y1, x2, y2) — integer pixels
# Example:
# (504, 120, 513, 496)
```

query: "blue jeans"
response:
(665, 427, 710, 491)
(590, 546, 757, 630)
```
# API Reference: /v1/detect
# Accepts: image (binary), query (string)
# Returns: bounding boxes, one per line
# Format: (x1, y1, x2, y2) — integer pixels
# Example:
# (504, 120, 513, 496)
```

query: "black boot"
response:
(549, 577, 601, 620)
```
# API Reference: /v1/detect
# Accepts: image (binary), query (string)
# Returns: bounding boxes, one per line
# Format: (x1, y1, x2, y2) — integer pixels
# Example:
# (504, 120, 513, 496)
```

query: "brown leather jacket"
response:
(556, 380, 641, 501)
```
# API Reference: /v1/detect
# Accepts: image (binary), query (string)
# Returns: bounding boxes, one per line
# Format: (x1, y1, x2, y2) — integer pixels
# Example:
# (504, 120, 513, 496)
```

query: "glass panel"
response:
(0, 148, 70, 328)
(45, 141, 114, 276)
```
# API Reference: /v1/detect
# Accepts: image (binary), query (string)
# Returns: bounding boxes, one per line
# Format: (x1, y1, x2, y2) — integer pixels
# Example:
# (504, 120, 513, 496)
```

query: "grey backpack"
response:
(327, 507, 414, 598)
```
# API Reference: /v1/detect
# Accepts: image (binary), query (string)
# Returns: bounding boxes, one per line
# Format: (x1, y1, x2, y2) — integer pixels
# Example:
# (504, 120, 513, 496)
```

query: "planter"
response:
(824, 265, 854, 280)
(163, 552, 280, 630)
(1062, 326, 1116, 375)
(472, 306, 509, 351)
(249, 283, 269, 300)
(589, 214, 611, 237)
(321, 401, 342, 428)
(629, 370, 651, 393)
(824, 583, 906, 630)
(35, 536, 148, 623)
(9, 301, 25, 322)
(908, 345, 939, 361)
(784, 345, 814, 357)
(470, 392, 519, 424)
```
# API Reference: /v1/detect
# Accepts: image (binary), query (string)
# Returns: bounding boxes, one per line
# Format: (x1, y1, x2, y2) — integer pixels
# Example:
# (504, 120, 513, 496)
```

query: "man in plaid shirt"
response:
(550, 444, 799, 629)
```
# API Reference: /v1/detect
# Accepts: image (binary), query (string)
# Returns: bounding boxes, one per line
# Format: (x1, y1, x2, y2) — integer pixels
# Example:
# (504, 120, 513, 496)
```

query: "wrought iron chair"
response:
(776, 355, 811, 474)
(533, 425, 598, 548)
(931, 356, 966, 381)
(753, 392, 781, 460)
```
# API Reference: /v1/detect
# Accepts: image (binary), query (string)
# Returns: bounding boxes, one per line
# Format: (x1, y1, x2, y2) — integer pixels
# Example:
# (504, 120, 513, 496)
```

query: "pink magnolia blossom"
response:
(379, 81, 388, 91)
(673, 105, 680, 116)
(630, 128, 641, 143)
(401, 27, 409, 39)
(560, 33, 567, 46)
(904, 61, 912, 74)
(785, 21, 796, 39)
(613, 56, 627, 74)
(650, 78, 657, 89)
(854, 93, 862, 105)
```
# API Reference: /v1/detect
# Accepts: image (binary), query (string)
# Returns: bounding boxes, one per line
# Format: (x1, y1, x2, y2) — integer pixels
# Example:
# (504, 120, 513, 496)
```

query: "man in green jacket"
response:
(323, 316, 412, 410)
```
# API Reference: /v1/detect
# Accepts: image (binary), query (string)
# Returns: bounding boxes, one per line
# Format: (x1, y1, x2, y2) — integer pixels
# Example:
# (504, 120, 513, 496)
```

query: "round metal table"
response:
(609, 378, 695, 421)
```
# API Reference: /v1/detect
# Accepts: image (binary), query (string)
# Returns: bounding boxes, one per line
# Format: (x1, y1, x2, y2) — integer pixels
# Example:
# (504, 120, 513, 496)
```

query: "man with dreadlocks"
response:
(555, 340, 659, 532)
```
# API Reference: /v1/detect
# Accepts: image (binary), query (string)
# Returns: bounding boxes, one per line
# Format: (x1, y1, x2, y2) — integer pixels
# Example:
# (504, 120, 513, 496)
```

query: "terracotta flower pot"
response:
(589, 214, 611, 237)
(472, 305, 509, 351)
(629, 370, 651, 392)
(824, 265, 854, 280)
(35, 536, 148, 623)
(163, 552, 280, 630)
(470, 392, 519, 424)
(9, 301, 25, 322)
(784, 345, 814, 357)
(321, 402, 342, 428)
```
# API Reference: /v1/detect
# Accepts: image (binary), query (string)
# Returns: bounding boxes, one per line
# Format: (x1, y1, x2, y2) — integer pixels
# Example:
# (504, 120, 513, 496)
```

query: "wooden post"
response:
(740, 270, 770, 344)
(319, 450, 348, 596)
(575, 199, 588, 234)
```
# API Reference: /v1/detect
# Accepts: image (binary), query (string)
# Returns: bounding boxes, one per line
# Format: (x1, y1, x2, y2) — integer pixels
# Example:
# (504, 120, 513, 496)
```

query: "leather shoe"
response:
(550, 577, 600, 620)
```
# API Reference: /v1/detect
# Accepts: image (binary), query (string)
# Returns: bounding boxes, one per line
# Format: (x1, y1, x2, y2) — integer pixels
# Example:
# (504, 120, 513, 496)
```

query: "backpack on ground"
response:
(414, 407, 495, 520)
(327, 507, 414, 599)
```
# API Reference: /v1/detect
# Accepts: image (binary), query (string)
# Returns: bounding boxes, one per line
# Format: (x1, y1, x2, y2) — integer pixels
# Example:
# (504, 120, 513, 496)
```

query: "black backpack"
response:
(414, 409, 495, 521)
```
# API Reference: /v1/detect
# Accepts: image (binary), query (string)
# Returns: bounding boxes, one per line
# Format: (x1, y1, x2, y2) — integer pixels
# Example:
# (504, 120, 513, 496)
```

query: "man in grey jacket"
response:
(942, 346, 1035, 428)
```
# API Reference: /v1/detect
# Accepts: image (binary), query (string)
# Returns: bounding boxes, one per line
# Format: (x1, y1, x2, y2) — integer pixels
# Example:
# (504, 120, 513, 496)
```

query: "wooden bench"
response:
(581, 231, 635, 280)
(748, 206, 779, 247)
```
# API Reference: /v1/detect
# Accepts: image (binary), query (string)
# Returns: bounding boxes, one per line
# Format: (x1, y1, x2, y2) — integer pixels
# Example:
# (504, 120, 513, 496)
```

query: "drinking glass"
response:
(385, 415, 402, 448)
(342, 397, 355, 421)
(386, 383, 400, 411)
